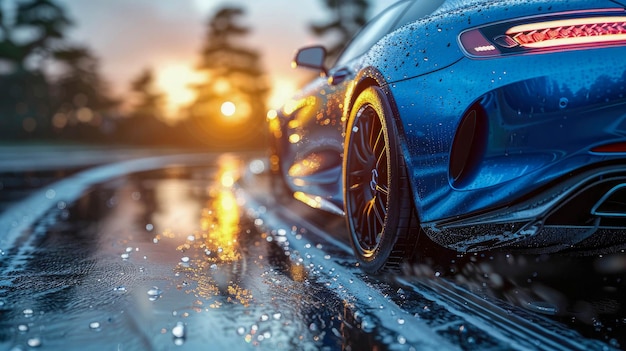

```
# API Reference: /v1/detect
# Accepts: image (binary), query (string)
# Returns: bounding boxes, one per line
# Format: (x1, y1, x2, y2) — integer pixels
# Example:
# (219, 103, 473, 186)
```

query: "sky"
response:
(56, 0, 396, 120)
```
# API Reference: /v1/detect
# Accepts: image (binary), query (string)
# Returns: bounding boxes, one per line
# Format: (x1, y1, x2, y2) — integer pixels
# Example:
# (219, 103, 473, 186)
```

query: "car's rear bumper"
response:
(422, 163, 626, 252)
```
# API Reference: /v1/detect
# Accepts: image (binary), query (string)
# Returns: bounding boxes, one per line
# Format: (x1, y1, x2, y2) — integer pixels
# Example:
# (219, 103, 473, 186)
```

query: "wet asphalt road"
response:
(0, 151, 625, 350)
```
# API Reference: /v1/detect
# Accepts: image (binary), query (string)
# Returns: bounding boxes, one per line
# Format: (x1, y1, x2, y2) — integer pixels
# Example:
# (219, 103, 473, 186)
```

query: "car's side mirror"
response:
(292, 46, 328, 76)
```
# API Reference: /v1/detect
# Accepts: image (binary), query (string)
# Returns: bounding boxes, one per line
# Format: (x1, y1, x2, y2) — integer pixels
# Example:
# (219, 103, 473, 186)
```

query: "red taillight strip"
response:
(506, 16, 626, 48)
(591, 142, 626, 153)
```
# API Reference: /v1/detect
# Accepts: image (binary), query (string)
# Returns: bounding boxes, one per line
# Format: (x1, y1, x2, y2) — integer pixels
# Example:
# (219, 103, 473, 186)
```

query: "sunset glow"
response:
(156, 64, 205, 120)
(268, 78, 298, 109)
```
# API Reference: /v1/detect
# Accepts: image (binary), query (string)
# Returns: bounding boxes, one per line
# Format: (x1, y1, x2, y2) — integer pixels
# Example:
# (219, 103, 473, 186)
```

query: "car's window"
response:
(334, 0, 412, 67)
(391, 0, 446, 31)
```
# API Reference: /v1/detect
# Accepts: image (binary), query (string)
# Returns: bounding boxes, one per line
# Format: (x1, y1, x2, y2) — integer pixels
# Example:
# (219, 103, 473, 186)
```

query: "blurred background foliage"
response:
(0, 0, 369, 150)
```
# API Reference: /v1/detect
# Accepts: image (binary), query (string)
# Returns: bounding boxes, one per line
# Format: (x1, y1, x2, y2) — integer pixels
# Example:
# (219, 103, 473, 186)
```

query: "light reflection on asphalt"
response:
(0, 157, 384, 350)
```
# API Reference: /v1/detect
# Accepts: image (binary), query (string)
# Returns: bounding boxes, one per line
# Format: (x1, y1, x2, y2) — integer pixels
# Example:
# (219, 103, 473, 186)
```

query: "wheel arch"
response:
(342, 67, 393, 132)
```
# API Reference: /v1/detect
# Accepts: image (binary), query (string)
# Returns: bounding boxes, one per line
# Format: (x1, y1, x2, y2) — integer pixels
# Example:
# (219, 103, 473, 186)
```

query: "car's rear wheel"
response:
(343, 86, 420, 273)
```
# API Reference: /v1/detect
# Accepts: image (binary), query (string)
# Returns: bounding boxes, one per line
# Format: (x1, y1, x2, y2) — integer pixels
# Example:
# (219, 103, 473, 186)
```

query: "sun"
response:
(221, 101, 236, 117)
(155, 64, 204, 121)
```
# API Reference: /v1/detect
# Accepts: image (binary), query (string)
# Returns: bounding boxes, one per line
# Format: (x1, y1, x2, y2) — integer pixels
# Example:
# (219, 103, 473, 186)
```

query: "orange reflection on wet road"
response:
(175, 155, 252, 307)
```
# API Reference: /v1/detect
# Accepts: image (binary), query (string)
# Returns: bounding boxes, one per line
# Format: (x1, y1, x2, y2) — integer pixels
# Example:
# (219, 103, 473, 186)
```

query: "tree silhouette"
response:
(310, 0, 369, 64)
(0, 0, 71, 71)
(51, 46, 118, 138)
(110, 67, 177, 146)
(187, 5, 269, 149)
(0, 0, 72, 139)
(128, 68, 164, 121)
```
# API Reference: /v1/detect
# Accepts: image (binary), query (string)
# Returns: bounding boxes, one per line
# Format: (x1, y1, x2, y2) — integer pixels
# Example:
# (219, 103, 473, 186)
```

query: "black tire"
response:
(343, 86, 420, 273)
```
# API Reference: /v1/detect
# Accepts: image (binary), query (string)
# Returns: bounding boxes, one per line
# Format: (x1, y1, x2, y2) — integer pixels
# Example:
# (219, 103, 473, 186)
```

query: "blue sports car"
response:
(267, 0, 626, 273)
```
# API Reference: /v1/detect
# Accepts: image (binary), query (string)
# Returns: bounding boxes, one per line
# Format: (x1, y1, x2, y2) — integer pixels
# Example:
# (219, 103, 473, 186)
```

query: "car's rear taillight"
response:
(459, 10, 626, 58)
(506, 17, 626, 48)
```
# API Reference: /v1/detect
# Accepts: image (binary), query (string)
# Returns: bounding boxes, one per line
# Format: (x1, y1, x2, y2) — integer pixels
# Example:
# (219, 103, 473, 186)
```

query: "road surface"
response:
(0, 149, 624, 350)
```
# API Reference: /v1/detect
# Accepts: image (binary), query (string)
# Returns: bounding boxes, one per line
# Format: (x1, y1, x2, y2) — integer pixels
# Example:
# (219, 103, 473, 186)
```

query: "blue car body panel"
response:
(386, 50, 626, 250)
(270, 0, 626, 252)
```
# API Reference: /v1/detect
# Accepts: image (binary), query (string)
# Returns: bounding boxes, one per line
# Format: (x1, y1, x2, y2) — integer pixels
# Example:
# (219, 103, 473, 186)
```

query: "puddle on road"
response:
(0, 160, 392, 350)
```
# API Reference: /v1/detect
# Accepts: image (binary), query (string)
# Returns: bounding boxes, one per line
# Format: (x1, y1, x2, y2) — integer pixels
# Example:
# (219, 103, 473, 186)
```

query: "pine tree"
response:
(52, 46, 118, 136)
(0, 0, 72, 138)
(187, 6, 269, 149)
(0, 0, 72, 71)
(310, 0, 369, 64)
(129, 68, 164, 121)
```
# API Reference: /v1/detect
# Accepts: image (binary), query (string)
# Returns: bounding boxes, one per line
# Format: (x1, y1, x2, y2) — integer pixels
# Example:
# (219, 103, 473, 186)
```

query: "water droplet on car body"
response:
(172, 322, 186, 339)
(27, 337, 42, 347)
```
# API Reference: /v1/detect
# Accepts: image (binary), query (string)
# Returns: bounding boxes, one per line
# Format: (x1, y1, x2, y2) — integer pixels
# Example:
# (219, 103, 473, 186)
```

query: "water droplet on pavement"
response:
(147, 286, 163, 301)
